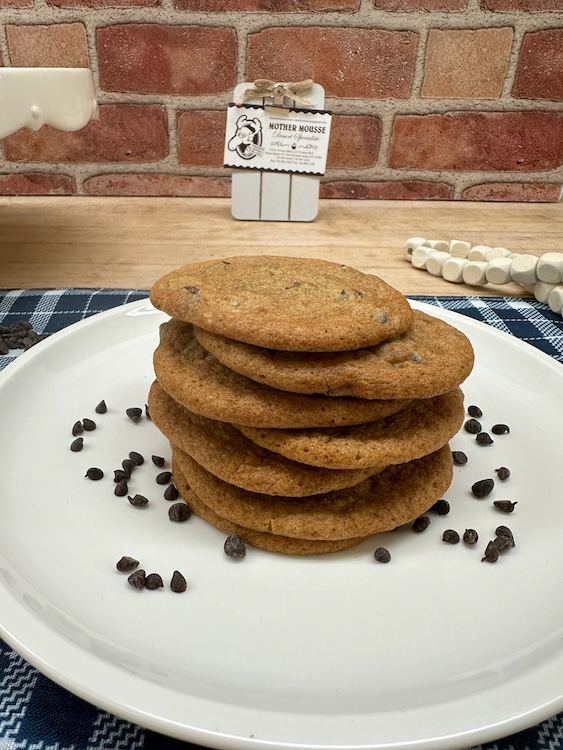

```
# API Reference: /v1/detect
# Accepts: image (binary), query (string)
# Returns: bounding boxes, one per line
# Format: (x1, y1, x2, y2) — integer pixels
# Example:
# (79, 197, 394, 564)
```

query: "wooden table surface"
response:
(1, 196, 561, 295)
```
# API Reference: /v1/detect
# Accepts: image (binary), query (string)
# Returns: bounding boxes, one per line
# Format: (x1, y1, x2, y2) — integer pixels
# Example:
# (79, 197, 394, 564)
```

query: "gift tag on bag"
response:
(224, 80, 330, 222)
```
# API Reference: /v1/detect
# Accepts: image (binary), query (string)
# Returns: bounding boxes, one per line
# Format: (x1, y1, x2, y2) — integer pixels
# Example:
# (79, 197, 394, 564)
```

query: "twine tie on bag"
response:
(236, 79, 315, 107)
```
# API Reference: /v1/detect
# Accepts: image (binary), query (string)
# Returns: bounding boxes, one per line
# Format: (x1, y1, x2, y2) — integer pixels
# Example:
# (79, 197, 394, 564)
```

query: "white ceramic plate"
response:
(1, 298, 562, 750)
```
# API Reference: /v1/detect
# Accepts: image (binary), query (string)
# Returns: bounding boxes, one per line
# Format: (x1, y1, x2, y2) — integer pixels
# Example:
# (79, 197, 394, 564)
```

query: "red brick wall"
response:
(0, 1, 562, 201)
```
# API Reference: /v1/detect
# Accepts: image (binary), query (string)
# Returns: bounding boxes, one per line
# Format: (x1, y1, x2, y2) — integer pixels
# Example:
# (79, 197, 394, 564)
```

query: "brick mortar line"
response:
(0, 18, 10, 65)
(2, 8, 562, 27)
(1, 166, 561, 199)
(89, 91, 563, 112)
(165, 102, 179, 170)
(4, 160, 562, 181)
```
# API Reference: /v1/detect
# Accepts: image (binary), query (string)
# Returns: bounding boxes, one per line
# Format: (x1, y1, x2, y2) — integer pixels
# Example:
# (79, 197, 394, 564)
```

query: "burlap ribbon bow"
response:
(236, 79, 315, 107)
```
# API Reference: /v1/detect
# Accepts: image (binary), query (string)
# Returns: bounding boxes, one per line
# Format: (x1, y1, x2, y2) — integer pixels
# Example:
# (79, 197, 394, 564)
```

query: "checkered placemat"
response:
(1, 288, 563, 750)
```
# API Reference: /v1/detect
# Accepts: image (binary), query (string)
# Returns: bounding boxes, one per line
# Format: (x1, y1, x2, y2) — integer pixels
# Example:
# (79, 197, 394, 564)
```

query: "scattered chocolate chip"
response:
(122, 458, 136, 475)
(116, 556, 139, 572)
(72, 420, 84, 436)
(493, 500, 517, 513)
(471, 478, 494, 498)
(412, 516, 431, 533)
(374, 547, 391, 563)
(113, 469, 129, 483)
(156, 471, 173, 485)
(442, 529, 460, 544)
(145, 573, 164, 590)
(430, 498, 450, 516)
(468, 405, 483, 418)
(164, 483, 179, 501)
(476, 432, 494, 446)
(128, 493, 149, 507)
(95, 400, 107, 414)
(452, 451, 468, 466)
(126, 407, 142, 423)
(494, 535, 512, 553)
(128, 569, 146, 589)
(224, 534, 246, 558)
(464, 418, 482, 434)
(495, 466, 511, 481)
(463, 528, 479, 545)
(0, 321, 44, 353)
(82, 418, 96, 432)
(70, 437, 84, 452)
(168, 502, 191, 522)
(145, 404, 151, 420)
(492, 423, 510, 435)
(152, 455, 165, 467)
(185, 285, 200, 294)
(85, 467, 104, 480)
(114, 479, 128, 496)
(129, 451, 144, 466)
(482, 541, 499, 563)
(170, 570, 187, 593)
(495, 525, 515, 547)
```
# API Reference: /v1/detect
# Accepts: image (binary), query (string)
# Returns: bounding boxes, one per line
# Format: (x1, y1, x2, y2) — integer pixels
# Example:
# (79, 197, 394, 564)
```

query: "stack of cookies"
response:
(148, 255, 474, 555)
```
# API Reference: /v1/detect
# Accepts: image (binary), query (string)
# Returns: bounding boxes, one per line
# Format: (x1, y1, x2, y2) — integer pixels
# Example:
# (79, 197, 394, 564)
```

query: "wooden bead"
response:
(534, 281, 559, 304)
(467, 245, 492, 261)
(486, 246, 512, 261)
(510, 254, 538, 285)
(426, 250, 451, 276)
(411, 245, 433, 269)
(520, 283, 536, 294)
(536, 252, 563, 284)
(485, 257, 513, 285)
(403, 237, 428, 260)
(548, 285, 563, 315)
(449, 239, 471, 258)
(442, 257, 469, 283)
(462, 261, 488, 286)
(426, 239, 450, 252)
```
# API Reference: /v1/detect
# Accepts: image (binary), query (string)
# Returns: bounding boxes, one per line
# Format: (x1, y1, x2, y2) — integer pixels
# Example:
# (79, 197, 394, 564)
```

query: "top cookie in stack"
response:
(149, 255, 474, 555)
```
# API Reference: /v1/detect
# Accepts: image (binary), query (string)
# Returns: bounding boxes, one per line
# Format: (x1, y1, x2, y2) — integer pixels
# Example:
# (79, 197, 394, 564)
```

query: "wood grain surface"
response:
(1, 196, 561, 295)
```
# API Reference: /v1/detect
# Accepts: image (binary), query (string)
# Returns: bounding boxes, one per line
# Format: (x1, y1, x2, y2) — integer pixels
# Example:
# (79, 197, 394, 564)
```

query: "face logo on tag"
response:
(227, 115, 264, 160)
(224, 103, 331, 176)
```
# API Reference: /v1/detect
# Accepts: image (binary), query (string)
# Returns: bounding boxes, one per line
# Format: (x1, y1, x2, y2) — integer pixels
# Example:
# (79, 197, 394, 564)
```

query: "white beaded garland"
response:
(403, 236, 562, 317)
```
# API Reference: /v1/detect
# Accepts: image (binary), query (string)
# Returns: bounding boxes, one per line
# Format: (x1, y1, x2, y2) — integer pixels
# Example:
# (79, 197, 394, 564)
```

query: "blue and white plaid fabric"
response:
(1, 288, 563, 750)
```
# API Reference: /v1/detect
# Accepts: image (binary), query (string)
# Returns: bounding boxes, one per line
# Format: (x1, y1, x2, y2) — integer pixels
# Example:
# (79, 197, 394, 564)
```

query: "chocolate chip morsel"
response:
(128, 569, 146, 589)
(170, 570, 187, 592)
(374, 547, 391, 563)
(116, 556, 139, 572)
(471, 478, 494, 498)
(224, 533, 246, 558)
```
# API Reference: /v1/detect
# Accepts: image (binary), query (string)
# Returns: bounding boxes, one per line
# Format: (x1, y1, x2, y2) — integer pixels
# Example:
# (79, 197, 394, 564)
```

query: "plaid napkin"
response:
(1, 288, 563, 750)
